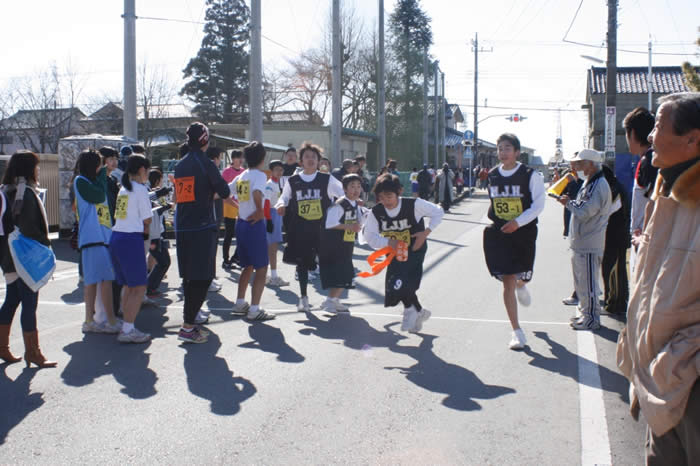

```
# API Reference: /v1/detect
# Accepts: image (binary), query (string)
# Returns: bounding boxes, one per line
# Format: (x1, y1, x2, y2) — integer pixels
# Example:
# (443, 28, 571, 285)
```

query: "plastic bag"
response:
(8, 230, 56, 292)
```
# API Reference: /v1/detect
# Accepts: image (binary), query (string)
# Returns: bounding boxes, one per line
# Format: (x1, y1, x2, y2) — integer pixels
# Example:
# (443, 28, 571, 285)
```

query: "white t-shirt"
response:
(325, 198, 368, 229)
(113, 182, 153, 233)
(265, 178, 283, 206)
(231, 168, 268, 220)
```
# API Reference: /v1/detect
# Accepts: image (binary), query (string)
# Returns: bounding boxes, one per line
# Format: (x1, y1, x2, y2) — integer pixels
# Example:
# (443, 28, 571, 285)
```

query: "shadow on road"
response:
(61, 334, 158, 399)
(297, 311, 408, 351)
(524, 331, 629, 402)
(60, 285, 84, 304)
(0, 365, 44, 445)
(386, 329, 516, 411)
(239, 322, 305, 363)
(182, 332, 257, 415)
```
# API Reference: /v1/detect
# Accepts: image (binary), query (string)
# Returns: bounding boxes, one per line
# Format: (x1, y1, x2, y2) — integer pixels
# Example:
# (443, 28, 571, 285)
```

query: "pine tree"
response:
(181, 0, 250, 122)
(386, 0, 433, 170)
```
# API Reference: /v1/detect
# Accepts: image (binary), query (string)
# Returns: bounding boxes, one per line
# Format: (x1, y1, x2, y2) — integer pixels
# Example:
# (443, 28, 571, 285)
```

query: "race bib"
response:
(95, 203, 112, 228)
(236, 179, 251, 202)
(298, 199, 322, 221)
(115, 195, 129, 220)
(381, 229, 411, 246)
(174, 176, 195, 204)
(493, 197, 523, 221)
(343, 219, 357, 242)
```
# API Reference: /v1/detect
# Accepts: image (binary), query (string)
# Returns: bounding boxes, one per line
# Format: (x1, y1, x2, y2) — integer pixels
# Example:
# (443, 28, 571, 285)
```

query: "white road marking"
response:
(577, 330, 612, 466)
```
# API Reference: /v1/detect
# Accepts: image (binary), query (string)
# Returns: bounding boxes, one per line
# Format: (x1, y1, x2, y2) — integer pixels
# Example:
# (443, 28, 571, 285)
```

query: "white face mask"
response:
(577, 170, 587, 180)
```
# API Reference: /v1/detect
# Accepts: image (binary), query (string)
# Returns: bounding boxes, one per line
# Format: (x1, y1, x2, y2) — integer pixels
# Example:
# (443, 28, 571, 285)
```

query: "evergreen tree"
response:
(181, 0, 250, 122)
(386, 0, 433, 170)
(681, 27, 700, 92)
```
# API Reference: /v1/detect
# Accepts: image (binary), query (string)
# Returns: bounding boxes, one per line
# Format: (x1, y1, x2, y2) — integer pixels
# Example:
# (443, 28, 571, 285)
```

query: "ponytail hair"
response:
(121, 154, 151, 191)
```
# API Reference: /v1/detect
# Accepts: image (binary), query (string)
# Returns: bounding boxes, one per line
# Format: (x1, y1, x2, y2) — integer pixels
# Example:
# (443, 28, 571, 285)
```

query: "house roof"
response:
(448, 104, 464, 123)
(4, 107, 86, 130)
(588, 66, 698, 95)
(87, 102, 193, 120)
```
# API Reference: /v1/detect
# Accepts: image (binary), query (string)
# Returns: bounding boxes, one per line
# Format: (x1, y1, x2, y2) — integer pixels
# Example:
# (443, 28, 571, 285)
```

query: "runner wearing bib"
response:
(483, 133, 545, 350)
(275, 142, 344, 311)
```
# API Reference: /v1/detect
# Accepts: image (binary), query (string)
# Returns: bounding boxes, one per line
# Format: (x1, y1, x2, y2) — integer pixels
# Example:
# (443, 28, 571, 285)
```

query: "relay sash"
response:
(357, 241, 408, 278)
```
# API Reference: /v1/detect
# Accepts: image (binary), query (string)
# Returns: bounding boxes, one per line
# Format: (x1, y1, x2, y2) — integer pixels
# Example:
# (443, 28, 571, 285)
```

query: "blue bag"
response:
(7, 230, 55, 292)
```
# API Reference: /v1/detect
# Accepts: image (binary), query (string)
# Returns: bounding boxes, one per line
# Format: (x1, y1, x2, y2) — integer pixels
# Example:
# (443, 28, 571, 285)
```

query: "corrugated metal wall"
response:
(38, 154, 60, 229)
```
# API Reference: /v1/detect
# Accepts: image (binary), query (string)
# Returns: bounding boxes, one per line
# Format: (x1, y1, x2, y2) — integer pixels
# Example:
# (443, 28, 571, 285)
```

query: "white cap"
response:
(569, 149, 603, 163)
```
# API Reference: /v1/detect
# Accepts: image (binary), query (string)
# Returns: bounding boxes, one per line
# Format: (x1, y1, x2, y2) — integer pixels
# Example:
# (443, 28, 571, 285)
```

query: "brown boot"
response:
(22, 331, 57, 368)
(0, 324, 21, 363)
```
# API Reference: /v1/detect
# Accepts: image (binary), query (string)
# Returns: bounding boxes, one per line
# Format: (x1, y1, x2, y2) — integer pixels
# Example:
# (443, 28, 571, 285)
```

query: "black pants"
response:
(0, 279, 38, 331)
(182, 279, 211, 325)
(222, 218, 236, 262)
(147, 240, 171, 292)
(602, 245, 629, 314)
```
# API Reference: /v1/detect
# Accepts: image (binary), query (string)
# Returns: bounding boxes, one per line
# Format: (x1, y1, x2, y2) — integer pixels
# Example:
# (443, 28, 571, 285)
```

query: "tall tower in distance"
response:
(553, 109, 563, 163)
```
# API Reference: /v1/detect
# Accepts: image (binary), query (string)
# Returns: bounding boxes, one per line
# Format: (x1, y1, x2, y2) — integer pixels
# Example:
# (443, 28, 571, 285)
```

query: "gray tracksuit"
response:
(565, 170, 612, 325)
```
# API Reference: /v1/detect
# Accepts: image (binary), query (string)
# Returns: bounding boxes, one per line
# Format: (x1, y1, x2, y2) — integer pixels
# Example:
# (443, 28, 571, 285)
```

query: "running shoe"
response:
(410, 308, 432, 333)
(297, 296, 311, 312)
(321, 299, 337, 315)
(266, 276, 290, 287)
(562, 295, 579, 306)
(209, 280, 222, 292)
(333, 300, 349, 312)
(178, 327, 208, 344)
(100, 320, 123, 334)
(570, 315, 600, 330)
(231, 301, 250, 316)
(246, 309, 276, 321)
(82, 321, 103, 334)
(516, 285, 531, 307)
(569, 308, 584, 323)
(197, 326, 211, 337)
(401, 306, 418, 332)
(142, 295, 157, 307)
(117, 327, 152, 343)
(195, 310, 210, 325)
(509, 329, 527, 350)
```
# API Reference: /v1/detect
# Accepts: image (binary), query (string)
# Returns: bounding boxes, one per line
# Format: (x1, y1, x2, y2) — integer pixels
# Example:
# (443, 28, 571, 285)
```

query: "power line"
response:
(562, 0, 585, 44)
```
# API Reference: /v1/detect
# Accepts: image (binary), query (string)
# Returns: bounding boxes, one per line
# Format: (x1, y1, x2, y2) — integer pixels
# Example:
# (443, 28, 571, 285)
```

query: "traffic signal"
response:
(505, 114, 527, 122)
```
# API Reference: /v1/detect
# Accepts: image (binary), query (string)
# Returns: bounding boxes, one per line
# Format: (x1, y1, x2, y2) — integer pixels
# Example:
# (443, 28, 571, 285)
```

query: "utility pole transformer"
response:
(604, 0, 617, 162)
(123, 0, 137, 140)
(378, 0, 386, 168)
(249, 0, 263, 143)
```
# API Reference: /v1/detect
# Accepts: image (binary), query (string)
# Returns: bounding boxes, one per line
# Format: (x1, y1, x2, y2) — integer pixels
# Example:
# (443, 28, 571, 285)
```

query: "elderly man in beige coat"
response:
(616, 92, 700, 466)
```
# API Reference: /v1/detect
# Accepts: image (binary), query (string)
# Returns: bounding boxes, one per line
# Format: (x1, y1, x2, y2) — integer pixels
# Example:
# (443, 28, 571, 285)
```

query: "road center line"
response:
(576, 330, 612, 466)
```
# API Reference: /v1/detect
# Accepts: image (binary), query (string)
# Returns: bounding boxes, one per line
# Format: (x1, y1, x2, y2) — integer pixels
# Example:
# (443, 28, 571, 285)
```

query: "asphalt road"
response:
(0, 192, 646, 465)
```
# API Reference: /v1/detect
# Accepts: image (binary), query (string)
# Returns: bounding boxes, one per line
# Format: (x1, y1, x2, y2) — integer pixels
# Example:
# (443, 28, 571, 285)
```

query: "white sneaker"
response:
(266, 276, 289, 287)
(562, 296, 579, 306)
(401, 306, 419, 332)
(333, 299, 349, 312)
(209, 280, 222, 292)
(117, 327, 152, 344)
(231, 301, 250, 316)
(100, 319, 123, 334)
(142, 295, 157, 307)
(509, 329, 527, 350)
(195, 310, 210, 324)
(410, 308, 431, 333)
(297, 296, 311, 312)
(516, 285, 531, 307)
(321, 299, 337, 315)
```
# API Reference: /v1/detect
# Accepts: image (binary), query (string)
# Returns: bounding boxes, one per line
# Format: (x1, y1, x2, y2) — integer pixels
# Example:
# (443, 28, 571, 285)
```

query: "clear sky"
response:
(2, 0, 698, 161)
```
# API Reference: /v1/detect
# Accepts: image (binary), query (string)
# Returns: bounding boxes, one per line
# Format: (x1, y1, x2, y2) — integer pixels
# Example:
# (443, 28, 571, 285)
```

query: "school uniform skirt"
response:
(483, 222, 537, 282)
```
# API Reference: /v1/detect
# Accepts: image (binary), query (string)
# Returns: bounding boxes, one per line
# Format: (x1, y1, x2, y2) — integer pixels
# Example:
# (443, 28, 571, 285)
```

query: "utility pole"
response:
(440, 71, 446, 166)
(647, 38, 653, 110)
(604, 0, 618, 162)
(471, 33, 492, 167)
(123, 0, 137, 140)
(434, 61, 439, 169)
(249, 0, 263, 142)
(331, 0, 342, 168)
(422, 46, 428, 165)
(378, 0, 386, 168)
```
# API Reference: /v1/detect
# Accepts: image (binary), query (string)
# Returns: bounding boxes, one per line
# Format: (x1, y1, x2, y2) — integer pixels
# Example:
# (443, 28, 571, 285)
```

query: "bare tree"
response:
(8, 63, 86, 154)
(262, 67, 295, 123)
(284, 49, 332, 122)
(137, 61, 178, 149)
(0, 84, 17, 154)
